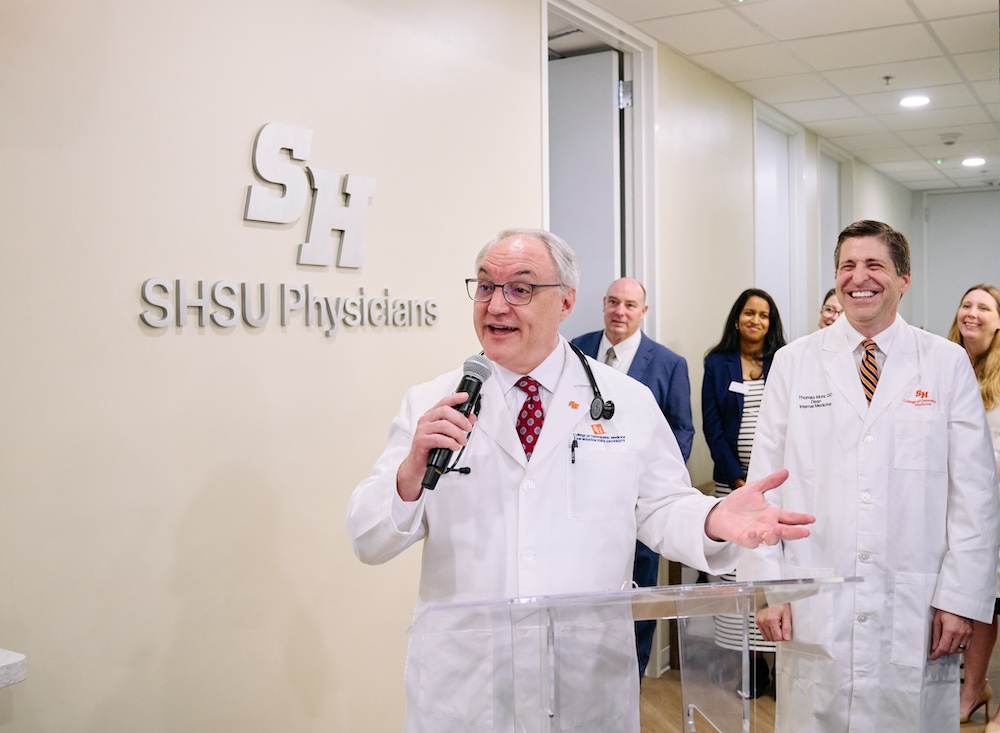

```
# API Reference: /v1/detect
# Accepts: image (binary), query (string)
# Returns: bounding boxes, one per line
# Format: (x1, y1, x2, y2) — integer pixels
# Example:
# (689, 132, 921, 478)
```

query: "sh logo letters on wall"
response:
(244, 123, 376, 268)
(140, 123, 438, 337)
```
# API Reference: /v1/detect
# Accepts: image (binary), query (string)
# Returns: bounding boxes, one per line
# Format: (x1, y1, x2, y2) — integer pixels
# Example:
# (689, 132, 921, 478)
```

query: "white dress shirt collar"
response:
(598, 328, 642, 373)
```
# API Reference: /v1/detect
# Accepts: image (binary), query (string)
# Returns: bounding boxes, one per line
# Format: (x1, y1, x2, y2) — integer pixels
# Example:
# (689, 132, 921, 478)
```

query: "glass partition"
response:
(411, 578, 857, 733)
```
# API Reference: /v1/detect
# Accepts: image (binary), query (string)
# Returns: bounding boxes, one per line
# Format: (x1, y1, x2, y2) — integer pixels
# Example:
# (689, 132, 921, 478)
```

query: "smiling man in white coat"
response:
(347, 228, 815, 733)
(739, 220, 1000, 733)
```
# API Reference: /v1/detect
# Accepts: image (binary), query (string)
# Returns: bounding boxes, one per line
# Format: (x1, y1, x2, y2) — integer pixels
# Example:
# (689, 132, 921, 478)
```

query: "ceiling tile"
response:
(972, 80, 1000, 104)
(871, 160, 938, 175)
(807, 116, 889, 137)
(897, 122, 1000, 146)
(822, 58, 961, 96)
(736, 73, 840, 103)
(849, 147, 924, 164)
(689, 43, 810, 82)
(915, 141, 998, 162)
(911, 0, 1000, 20)
(783, 24, 940, 70)
(851, 84, 979, 116)
(878, 104, 991, 131)
(638, 9, 770, 55)
(772, 97, 865, 122)
(824, 131, 907, 150)
(953, 50, 1000, 81)
(930, 13, 1000, 55)
(737, 0, 918, 41)
(585, 0, 725, 23)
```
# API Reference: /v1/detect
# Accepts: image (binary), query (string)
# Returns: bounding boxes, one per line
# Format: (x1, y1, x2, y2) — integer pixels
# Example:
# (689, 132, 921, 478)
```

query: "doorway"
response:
(545, 0, 658, 338)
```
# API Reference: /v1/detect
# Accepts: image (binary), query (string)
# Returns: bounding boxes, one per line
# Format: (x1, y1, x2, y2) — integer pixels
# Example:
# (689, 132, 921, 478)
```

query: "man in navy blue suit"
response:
(571, 277, 694, 679)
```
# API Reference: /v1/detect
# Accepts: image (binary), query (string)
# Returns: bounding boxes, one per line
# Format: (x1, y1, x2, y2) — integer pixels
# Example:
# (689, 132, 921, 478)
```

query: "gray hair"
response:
(475, 228, 580, 290)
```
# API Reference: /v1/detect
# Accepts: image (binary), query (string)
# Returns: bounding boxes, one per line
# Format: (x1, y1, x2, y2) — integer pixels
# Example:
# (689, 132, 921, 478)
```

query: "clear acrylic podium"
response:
(410, 578, 856, 733)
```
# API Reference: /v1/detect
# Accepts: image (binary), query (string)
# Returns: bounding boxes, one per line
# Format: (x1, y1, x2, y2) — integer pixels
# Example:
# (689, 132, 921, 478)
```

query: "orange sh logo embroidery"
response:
(904, 389, 936, 407)
(568, 401, 579, 409)
(591, 424, 606, 435)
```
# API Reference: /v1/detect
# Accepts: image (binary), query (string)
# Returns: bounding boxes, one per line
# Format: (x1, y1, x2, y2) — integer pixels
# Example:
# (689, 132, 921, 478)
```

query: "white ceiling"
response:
(549, 0, 1000, 190)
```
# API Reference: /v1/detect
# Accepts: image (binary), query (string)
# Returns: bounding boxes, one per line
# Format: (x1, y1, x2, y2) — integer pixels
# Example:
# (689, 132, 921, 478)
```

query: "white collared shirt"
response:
(492, 338, 567, 419)
(597, 328, 642, 374)
(843, 316, 900, 374)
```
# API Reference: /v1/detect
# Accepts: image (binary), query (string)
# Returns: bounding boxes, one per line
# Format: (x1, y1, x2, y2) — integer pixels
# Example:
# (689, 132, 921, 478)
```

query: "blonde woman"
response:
(950, 284, 1000, 731)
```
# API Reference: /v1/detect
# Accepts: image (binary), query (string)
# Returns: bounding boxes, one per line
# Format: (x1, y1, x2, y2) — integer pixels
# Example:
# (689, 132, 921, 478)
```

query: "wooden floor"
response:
(638, 651, 1000, 733)
(639, 670, 775, 733)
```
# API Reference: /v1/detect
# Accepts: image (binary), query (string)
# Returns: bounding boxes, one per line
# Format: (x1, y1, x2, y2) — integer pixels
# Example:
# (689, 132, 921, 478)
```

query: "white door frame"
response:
(753, 101, 808, 339)
(543, 0, 659, 335)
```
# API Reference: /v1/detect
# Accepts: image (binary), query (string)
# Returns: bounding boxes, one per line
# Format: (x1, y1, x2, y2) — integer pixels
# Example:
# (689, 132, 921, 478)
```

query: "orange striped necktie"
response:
(860, 339, 879, 405)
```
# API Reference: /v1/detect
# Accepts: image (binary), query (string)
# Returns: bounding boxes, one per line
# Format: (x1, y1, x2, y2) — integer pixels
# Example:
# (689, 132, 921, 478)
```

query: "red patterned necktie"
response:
(860, 339, 879, 405)
(515, 376, 544, 459)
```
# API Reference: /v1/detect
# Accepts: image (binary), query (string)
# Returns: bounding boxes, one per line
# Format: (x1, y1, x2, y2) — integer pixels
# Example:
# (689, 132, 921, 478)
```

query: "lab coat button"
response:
(863, 434, 875, 444)
(521, 550, 535, 562)
(859, 552, 871, 562)
(857, 613, 868, 623)
(861, 493, 873, 504)
(522, 480, 536, 492)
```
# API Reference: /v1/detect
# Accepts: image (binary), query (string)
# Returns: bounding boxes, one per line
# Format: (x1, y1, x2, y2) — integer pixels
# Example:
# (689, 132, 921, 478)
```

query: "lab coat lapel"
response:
(865, 317, 917, 425)
(526, 354, 593, 466)
(475, 374, 528, 467)
(823, 321, 869, 421)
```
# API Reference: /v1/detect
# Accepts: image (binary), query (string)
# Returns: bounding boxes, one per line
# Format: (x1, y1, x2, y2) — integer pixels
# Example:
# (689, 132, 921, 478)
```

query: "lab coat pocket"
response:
(890, 571, 933, 668)
(416, 627, 494, 727)
(894, 414, 947, 472)
(568, 448, 637, 520)
(782, 564, 835, 658)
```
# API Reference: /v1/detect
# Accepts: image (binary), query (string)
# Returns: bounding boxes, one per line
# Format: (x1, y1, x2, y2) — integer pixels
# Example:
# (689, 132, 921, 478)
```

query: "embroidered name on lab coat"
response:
(798, 392, 833, 409)
(574, 432, 626, 445)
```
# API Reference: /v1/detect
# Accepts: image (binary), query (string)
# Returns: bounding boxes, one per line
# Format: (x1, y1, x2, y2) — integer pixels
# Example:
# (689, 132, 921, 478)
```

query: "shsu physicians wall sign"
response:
(139, 122, 438, 337)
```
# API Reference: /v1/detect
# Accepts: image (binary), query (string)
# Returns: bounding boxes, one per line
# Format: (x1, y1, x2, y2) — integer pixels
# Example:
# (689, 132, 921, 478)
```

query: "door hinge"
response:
(618, 80, 633, 109)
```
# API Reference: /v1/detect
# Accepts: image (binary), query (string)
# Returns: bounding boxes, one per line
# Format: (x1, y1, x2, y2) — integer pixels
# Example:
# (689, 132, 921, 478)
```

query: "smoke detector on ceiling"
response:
(940, 132, 961, 146)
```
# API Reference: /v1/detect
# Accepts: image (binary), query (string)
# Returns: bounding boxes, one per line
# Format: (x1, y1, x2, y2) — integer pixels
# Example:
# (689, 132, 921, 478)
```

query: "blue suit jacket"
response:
(571, 330, 694, 461)
(701, 350, 772, 486)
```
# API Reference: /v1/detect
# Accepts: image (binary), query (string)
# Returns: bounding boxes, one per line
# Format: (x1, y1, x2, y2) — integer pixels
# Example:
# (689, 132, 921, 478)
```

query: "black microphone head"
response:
(463, 354, 492, 383)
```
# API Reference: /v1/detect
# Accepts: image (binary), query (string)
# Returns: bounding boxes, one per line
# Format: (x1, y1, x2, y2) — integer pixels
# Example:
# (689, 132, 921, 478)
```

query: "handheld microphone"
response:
(421, 355, 492, 491)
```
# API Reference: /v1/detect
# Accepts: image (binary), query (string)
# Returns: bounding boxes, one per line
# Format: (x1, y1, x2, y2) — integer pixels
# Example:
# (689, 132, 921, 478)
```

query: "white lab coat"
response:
(348, 338, 740, 733)
(738, 315, 1000, 733)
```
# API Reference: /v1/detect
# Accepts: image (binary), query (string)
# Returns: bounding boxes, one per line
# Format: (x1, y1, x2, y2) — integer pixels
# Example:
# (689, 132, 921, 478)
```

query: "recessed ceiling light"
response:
(963, 157, 986, 167)
(900, 95, 929, 108)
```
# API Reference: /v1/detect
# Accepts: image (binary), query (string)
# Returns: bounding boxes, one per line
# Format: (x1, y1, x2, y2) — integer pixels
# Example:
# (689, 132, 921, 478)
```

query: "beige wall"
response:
(0, 1, 541, 731)
(0, 1, 915, 730)
(652, 46, 756, 487)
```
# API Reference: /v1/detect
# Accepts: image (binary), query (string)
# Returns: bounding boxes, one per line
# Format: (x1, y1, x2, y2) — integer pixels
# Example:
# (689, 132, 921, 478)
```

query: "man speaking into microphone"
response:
(346, 228, 814, 733)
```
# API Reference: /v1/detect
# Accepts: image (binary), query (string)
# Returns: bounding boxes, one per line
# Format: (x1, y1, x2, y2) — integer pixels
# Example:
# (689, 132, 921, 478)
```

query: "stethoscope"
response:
(443, 344, 615, 477)
(568, 342, 616, 420)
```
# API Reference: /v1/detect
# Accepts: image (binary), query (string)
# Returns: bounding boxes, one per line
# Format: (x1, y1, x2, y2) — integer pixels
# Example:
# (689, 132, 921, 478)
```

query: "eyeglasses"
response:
(466, 279, 563, 306)
(821, 306, 843, 316)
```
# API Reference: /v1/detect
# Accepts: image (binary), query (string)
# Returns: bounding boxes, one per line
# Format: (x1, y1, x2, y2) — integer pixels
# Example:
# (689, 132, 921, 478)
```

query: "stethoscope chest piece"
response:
(590, 396, 615, 421)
